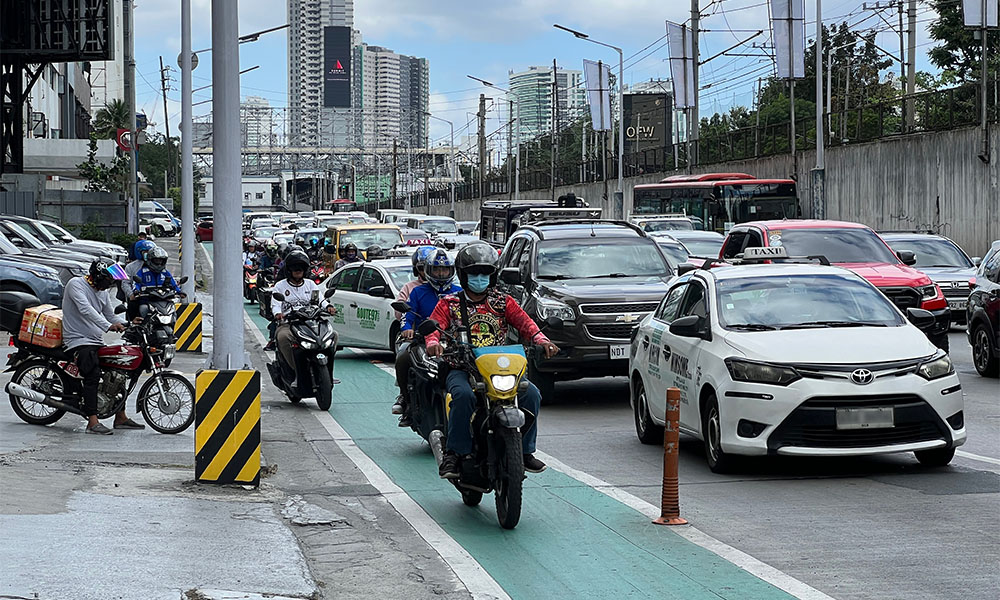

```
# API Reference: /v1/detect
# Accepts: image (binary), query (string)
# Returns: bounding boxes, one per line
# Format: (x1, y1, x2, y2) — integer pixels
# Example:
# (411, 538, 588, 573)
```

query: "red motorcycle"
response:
(2, 292, 195, 434)
(309, 262, 326, 284)
(244, 260, 259, 304)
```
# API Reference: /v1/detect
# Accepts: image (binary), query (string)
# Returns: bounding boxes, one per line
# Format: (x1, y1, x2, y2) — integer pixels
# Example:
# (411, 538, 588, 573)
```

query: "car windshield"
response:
(656, 241, 689, 266)
(254, 227, 280, 238)
(643, 219, 693, 232)
(771, 228, 898, 264)
(419, 219, 458, 234)
(273, 233, 295, 245)
(1, 222, 46, 249)
(320, 217, 350, 226)
(386, 265, 414, 290)
(340, 229, 404, 249)
(536, 239, 671, 279)
(42, 222, 74, 241)
(0, 232, 24, 254)
(674, 236, 723, 257)
(887, 238, 972, 268)
(20, 220, 58, 242)
(716, 274, 905, 329)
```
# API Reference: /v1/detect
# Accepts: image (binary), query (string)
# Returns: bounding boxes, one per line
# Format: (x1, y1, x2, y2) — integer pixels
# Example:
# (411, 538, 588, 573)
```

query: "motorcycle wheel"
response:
(314, 364, 333, 411)
(138, 373, 195, 434)
(494, 428, 524, 530)
(8, 359, 67, 425)
(461, 489, 483, 507)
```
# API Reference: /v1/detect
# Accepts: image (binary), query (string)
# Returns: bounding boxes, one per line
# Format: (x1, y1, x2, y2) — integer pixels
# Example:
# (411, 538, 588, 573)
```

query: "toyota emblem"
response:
(850, 368, 875, 385)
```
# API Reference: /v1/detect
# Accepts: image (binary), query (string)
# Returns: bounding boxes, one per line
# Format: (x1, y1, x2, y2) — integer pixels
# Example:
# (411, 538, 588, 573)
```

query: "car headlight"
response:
(535, 296, 575, 321)
(491, 374, 517, 392)
(919, 284, 939, 301)
(725, 358, 801, 386)
(917, 352, 953, 380)
(22, 267, 59, 281)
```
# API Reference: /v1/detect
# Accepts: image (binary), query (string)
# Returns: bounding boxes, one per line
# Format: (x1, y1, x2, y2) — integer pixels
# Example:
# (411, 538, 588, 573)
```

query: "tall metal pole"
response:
(551, 58, 557, 203)
(690, 0, 700, 167)
(124, 0, 138, 233)
(449, 120, 455, 217)
(616, 47, 624, 219)
(180, 0, 195, 298)
(211, 0, 244, 369)
(812, 0, 826, 220)
(905, 0, 917, 130)
(514, 98, 520, 201)
(979, 1, 991, 163)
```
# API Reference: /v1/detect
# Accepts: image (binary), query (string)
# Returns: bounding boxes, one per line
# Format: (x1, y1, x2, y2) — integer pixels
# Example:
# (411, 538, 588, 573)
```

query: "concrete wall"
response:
(424, 125, 999, 255)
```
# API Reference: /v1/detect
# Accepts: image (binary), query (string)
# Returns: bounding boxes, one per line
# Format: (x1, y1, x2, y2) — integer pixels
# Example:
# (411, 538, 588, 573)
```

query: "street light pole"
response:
(554, 24, 624, 219)
(179, 0, 194, 299)
(468, 75, 520, 201)
(425, 113, 455, 218)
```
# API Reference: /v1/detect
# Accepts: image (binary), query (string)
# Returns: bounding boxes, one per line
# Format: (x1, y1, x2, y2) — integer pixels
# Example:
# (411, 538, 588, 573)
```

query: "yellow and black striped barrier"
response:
(195, 370, 261, 486)
(173, 302, 203, 352)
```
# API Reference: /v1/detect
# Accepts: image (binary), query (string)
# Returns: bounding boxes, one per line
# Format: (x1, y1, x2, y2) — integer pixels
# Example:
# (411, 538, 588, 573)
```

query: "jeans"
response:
(394, 340, 412, 402)
(275, 323, 296, 371)
(444, 369, 540, 456)
(73, 345, 102, 416)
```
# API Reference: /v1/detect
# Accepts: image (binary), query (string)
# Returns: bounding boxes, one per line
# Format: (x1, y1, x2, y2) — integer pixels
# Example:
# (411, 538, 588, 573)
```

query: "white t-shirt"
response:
(271, 278, 327, 318)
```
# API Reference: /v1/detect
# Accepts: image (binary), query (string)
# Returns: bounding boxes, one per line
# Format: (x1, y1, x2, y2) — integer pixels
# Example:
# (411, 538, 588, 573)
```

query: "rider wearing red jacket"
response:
(425, 242, 559, 479)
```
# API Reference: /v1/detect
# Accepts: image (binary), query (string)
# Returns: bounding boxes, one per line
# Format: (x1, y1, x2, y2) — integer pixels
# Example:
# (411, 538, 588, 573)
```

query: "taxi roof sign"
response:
(743, 246, 788, 259)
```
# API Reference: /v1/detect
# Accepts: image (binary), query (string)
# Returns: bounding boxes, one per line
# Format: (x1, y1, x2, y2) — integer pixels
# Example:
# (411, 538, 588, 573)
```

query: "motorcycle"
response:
(243, 261, 259, 304)
(132, 275, 188, 368)
(406, 313, 553, 530)
(309, 262, 326, 284)
(2, 291, 195, 434)
(265, 287, 339, 410)
(256, 266, 277, 322)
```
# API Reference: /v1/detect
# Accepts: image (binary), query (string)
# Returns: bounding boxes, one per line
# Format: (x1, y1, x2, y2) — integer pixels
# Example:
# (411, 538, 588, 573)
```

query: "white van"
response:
(377, 209, 407, 224)
(140, 200, 179, 227)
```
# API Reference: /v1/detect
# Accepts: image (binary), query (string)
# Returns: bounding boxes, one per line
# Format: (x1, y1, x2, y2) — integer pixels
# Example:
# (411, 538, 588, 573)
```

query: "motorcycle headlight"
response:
(917, 352, 953, 380)
(919, 284, 939, 301)
(725, 358, 800, 386)
(299, 339, 316, 350)
(535, 296, 575, 322)
(164, 344, 176, 360)
(157, 314, 173, 325)
(491, 374, 517, 392)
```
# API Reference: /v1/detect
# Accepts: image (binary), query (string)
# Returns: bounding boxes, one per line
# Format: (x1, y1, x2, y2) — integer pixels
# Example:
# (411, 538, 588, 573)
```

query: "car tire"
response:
(632, 376, 663, 445)
(914, 447, 955, 467)
(971, 323, 999, 377)
(702, 392, 737, 474)
(527, 359, 555, 403)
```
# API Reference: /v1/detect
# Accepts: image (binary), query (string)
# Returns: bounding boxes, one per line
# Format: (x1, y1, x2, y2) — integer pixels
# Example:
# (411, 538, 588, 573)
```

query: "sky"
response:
(131, 0, 946, 147)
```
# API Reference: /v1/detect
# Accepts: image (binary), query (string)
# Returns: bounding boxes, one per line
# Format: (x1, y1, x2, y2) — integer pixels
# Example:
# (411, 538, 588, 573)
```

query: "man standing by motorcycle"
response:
(63, 258, 141, 435)
(272, 250, 337, 387)
(334, 242, 362, 270)
(392, 249, 461, 426)
(425, 242, 559, 478)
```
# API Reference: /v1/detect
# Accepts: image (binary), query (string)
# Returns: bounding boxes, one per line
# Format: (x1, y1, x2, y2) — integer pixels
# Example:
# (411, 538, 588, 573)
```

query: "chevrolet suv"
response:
(496, 221, 675, 399)
(720, 220, 951, 351)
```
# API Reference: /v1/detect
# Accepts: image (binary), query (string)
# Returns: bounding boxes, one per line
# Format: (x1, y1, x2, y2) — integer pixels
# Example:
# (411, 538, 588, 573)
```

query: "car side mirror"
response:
(906, 307, 936, 330)
(366, 285, 387, 298)
(499, 267, 522, 285)
(417, 319, 439, 337)
(972, 256, 981, 266)
(60, 235, 73, 243)
(325, 288, 337, 298)
(677, 263, 696, 276)
(669, 314, 707, 339)
(391, 301, 411, 313)
(896, 250, 917, 266)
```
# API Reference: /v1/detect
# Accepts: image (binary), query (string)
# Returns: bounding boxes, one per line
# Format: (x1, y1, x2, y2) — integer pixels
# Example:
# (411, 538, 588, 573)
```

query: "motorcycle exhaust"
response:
(5, 382, 86, 417)
(429, 429, 446, 467)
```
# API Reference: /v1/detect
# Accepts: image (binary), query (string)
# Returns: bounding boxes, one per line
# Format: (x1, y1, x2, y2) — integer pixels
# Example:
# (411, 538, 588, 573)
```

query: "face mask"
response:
(466, 274, 490, 293)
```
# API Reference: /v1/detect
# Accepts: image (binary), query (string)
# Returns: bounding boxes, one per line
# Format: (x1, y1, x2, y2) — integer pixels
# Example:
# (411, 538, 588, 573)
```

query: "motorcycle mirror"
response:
(324, 288, 336, 298)
(271, 291, 285, 303)
(417, 319, 439, 337)
(391, 301, 411, 313)
(114, 304, 127, 314)
(177, 276, 189, 284)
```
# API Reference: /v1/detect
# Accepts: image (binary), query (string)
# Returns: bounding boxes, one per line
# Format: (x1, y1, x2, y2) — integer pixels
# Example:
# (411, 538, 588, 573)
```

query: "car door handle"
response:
(642, 335, 650, 348)
(662, 346, 672, 359)
(349, 302, 358, 308)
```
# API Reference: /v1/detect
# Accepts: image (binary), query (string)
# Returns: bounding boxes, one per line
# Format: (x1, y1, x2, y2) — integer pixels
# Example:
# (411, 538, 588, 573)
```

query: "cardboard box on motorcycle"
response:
(18, 304, 63, 348)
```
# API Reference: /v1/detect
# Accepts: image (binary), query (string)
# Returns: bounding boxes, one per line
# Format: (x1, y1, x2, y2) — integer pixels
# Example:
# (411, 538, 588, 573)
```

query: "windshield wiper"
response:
(537, 274, 575, 280)
(726, 323, 778, 331)
(580, 272, 634, 279)
(780, 320, 887, 329)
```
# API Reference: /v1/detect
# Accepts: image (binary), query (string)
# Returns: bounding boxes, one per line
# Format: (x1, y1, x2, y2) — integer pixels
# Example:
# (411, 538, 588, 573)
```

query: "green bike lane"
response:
(236, 296, 797, 600)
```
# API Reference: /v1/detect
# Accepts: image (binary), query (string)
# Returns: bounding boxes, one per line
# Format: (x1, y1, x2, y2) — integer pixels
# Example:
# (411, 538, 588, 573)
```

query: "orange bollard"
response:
(653, 386, 688, 526)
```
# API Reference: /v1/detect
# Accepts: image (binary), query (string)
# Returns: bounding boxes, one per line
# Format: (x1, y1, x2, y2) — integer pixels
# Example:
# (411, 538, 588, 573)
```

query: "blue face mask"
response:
(466, 274, 491, 293)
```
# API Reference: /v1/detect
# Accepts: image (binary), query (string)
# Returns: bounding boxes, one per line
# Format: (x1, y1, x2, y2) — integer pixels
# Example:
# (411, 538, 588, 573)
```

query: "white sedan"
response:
(628, 261, 966, 473)
(324, 258, 416, 351)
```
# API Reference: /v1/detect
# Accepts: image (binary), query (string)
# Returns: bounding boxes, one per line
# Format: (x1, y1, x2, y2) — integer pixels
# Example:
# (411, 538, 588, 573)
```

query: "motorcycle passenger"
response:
(392, 249, 461, 426)
(394, 245, 436, 320)
(271, 250, 337, 386)
(334, 242, 362, 270)
(63, 259, 141, 435)
(425, 242, 559, 479)
(125, 239, 156, 280)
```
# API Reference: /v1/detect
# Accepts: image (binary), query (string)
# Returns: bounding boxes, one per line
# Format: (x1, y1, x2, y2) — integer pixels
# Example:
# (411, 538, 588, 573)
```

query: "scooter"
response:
(131, 275, 188, 368)
(265, 287, 339, 410)
(243, 261, 259, 304)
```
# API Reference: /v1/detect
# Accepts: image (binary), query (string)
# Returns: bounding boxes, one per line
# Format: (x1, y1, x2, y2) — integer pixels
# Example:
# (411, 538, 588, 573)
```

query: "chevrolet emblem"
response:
(616, 314, 640, 323)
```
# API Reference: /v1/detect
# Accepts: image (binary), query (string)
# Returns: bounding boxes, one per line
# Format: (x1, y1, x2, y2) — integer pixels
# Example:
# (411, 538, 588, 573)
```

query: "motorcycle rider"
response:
(425, 242, 559, 478)
(120, 239, 156, 303)
(394, 245, 436, 320)
(130, 246, 183, 319)
(392, 249, 461, 426)
(305, 236, 324, 262)
(62, 258, 142, 435)
(271, 250, 337, 387)
(243, 241, 262, 267)
(334, 242, 362, 270)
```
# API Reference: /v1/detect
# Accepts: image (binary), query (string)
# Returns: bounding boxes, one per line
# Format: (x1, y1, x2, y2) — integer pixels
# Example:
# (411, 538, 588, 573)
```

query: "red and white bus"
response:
(328, 198, 358, 213)
(632, 173, 800, 233)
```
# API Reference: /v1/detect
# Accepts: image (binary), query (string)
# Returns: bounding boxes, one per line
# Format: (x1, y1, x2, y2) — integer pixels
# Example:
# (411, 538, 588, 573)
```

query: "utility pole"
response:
(813, 0, 826, 220)
(690, 0, 700, 166)
(391, 139, 398, 207)
(551, 58, 557, 202)
(180, 0, 195, 298)
(158, 56, 173, 190)
(508, 99, 514, 200)
(423, 151, 429, 209)
(898, 0, 906, 126)
(478, 94, 486, 199)
(123, 0, 138, 233)
(905, 0, 917, 130)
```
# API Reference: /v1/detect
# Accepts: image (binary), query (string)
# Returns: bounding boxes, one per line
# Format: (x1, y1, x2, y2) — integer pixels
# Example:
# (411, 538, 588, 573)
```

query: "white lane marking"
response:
(534, 451, 838, 600)
(956, 450, 1000, 467)
(242, 310, 508, 600)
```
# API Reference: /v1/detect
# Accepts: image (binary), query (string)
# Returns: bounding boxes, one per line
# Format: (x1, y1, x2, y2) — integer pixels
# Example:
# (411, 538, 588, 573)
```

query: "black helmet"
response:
(342, 242, 358, 259)
(284, 250, 309, 274)
(146, 246, 169, 272)
(455, 241, 500, 289)
(89, 257, 125, 290)
(277, 242, 290, 259)
(294, 235, 306, 246)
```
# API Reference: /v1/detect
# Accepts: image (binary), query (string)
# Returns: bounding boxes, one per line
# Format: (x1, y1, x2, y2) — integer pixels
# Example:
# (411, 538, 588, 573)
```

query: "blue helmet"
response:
(411, 245, 437, 278)
(134, 239, 156, 261)
(424, 249, 455, 292)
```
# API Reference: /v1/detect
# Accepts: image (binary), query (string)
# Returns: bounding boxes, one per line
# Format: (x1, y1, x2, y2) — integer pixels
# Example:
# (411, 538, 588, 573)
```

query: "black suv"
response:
(968, 240, 1000, 377)
(496, 220, 674, 399)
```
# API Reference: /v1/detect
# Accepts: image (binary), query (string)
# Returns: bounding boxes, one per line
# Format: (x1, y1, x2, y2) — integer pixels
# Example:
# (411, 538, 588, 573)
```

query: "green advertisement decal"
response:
(357, 306, 380, 329)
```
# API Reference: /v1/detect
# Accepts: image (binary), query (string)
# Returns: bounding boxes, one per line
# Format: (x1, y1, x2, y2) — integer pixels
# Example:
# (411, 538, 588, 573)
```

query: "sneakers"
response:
(85, 423, 113, 435)
(523, 453, 547, 474)
(397, 414, 412, 427)
(264, 340, 276, 351)
(391, 396, 405, 415)
(439, 451, 460, 479)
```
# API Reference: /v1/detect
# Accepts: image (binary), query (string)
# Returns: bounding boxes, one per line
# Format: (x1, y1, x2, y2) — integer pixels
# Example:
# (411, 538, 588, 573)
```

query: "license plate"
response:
(948, 300, 966, 311)
(836, 407, 894, 430)
(609, 345, 629, 360)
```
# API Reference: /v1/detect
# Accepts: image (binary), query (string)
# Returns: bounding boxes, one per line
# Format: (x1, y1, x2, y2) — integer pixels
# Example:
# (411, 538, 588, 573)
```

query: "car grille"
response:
(767, 394, 948, 450)
(879, 286, 921, 310)
(579, 302, 659, 315)
(940, 283, 970, 299)
(585, 323, 639, 341)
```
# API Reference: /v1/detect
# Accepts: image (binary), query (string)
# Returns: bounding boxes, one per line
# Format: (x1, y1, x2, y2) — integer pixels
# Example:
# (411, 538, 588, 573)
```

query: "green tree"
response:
(92, 98, 131, 139)
(137, 132, 176, 197)
(927, 0, 1000, 82)
(76, 133, 131, 193)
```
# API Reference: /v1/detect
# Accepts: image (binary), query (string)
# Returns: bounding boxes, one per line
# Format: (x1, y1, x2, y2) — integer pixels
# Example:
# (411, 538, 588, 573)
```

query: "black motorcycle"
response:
(266, 288, 339, 410)
(257, 266, 277, 322)
(131, 276, 188, 367)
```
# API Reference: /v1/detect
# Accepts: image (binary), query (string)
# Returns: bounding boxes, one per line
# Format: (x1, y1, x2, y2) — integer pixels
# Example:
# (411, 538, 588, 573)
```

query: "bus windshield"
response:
(633, 180, 798, 233)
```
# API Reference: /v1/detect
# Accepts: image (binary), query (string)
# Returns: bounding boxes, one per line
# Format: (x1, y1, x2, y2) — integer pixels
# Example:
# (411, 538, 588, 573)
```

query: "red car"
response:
(719, 220, 951, 351)
(195, 219, 213, 242)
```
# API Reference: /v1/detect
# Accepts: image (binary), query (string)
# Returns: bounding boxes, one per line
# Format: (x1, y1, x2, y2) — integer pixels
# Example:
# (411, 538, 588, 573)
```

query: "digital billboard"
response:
(624, 93, 673, 156)
(323, 26, 352, 108)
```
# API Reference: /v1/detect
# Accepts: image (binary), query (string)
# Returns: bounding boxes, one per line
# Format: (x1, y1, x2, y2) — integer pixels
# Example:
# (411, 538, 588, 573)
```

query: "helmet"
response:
(276, 242, 290, 259)
(455, 241, 500, 290)
(89, 257, 127, 290)
(342, 242, 358, 259)
(146, 246, 169, 272)
(424, 249, 455, 292)
(133, 239, 155, 261)
(309, 236, 320, 247)
(411, 245, 436, 277)
(284, 250, 310, 275)
(265, 241, 278, 257)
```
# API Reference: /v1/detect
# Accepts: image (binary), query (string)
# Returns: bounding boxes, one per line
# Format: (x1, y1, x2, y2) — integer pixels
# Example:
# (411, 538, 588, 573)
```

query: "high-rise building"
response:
(241, 96, 274, 147)
(508, 66, 586, 140)
(355, 43, 428, 149)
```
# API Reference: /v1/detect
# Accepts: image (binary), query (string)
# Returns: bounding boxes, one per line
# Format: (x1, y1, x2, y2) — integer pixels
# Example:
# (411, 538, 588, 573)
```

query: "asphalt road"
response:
(537, 329, 999, 600)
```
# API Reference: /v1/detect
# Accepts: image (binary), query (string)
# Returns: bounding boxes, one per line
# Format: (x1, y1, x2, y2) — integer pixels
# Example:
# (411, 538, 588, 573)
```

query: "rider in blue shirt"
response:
(132, 246, 182, 295)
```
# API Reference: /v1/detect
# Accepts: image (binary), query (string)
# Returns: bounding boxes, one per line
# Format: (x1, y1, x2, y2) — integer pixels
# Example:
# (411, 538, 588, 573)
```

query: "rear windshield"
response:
(885, 238, 972, 268)
(770, 228, 898, 264)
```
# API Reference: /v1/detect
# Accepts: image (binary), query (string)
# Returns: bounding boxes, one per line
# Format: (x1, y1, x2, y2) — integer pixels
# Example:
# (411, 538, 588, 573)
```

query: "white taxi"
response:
(324, 258, 416, 351)
(628, 253, 966, 473)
